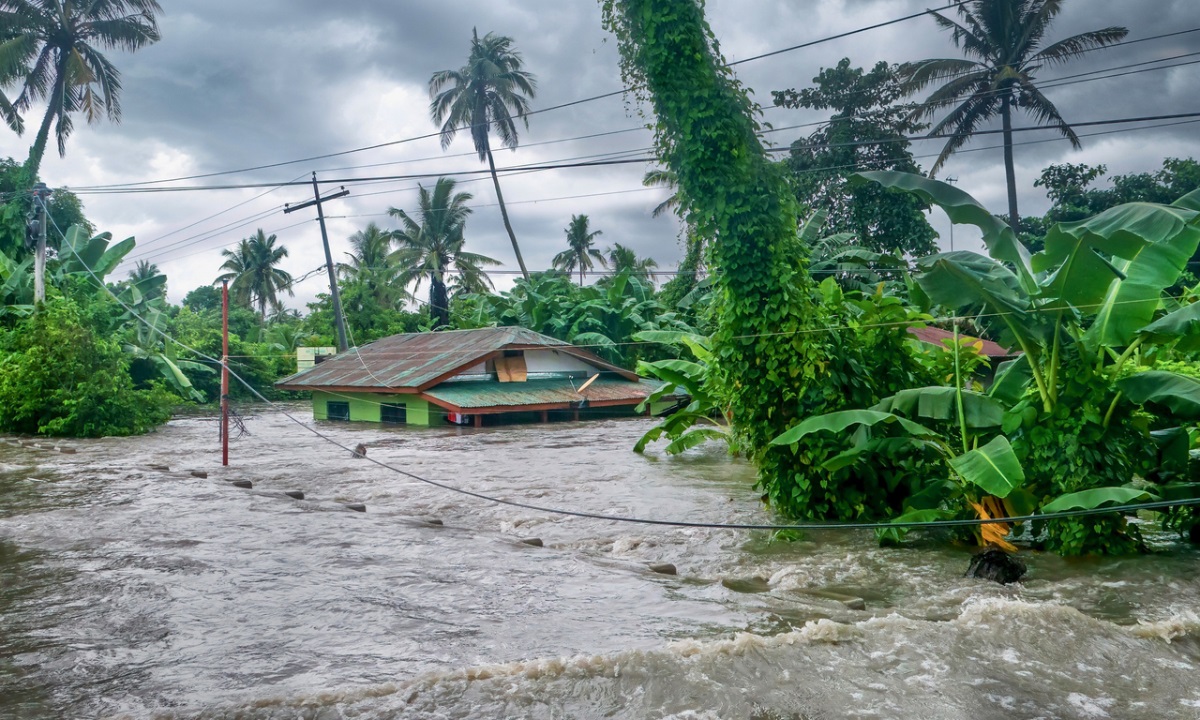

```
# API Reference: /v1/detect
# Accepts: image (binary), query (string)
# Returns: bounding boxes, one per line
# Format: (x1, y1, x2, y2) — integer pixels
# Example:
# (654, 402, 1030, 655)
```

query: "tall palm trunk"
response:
(430, 272, 450, 329)
(25, 63, 67, 181)
(484, 143, 530, 281)
(1001, 96, 1020, 232)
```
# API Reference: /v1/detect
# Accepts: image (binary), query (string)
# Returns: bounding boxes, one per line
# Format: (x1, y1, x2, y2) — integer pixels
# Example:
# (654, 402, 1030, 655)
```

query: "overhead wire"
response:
(36, 195, 1200, 533)
(60, 0, 983, 192)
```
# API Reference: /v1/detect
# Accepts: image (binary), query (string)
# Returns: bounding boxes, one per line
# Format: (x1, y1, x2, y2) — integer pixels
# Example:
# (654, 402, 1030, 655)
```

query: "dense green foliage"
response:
(772, 59, 938, 257)
(601, 0, 938, 523)
(0, 296, 172, 436)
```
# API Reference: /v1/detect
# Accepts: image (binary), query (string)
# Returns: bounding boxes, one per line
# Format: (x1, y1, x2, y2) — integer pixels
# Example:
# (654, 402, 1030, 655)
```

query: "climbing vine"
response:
(601, 0, 929, 519)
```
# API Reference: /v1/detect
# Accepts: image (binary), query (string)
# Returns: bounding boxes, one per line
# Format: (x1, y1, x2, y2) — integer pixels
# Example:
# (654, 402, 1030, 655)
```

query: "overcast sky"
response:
(4, 0, 1199, 308)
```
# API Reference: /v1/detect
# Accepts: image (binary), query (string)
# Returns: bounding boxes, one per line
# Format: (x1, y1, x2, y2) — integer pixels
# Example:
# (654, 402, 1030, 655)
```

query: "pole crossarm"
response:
(283, 173, 351, 352)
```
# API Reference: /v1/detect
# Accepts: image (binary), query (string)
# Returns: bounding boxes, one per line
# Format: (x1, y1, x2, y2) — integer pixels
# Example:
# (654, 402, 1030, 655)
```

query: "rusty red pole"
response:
(221, 280, 230, 466)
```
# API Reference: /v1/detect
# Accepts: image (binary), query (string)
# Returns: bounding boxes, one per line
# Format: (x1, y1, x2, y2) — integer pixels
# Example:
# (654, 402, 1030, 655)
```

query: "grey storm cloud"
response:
(9, 0, 1198, 305)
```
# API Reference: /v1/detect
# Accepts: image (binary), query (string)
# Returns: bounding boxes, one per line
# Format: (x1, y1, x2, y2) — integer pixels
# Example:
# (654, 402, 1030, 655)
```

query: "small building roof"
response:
(276, 326, 638, 393)
(907, 326, 1014, 358)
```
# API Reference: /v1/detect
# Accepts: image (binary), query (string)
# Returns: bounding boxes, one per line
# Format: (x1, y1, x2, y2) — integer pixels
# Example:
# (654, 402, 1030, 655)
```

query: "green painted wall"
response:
(312, 391, 442, 426)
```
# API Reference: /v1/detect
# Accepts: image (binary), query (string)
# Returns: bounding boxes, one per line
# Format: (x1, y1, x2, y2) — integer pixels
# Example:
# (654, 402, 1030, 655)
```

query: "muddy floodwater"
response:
(1, 405, 1199, 719)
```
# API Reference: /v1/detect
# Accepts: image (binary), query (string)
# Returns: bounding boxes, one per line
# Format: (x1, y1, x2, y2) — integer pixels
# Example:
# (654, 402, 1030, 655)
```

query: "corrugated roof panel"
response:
(422, 377, 666, 410)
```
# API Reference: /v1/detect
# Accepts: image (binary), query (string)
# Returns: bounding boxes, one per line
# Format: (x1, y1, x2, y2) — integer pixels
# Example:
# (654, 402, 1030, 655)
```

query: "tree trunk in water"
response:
(1002, 98, 1020, 232)
(485, 145, 530, 281)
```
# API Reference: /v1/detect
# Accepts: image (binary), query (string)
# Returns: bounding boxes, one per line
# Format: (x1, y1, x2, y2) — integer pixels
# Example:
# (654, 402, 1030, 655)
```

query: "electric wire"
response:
(37, 195, 1200, 532)
(55, 0, 986, 192)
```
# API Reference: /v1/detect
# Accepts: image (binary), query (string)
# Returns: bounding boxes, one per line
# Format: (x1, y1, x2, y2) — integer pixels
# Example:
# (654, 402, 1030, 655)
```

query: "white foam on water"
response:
(1067, 692, 1115, 718)
(1129, 610, 1200, 643)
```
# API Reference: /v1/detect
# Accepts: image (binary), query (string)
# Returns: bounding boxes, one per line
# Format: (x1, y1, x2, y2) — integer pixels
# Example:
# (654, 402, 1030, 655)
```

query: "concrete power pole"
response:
(285, 173, 350, 353)
(30, 182, 51, 305)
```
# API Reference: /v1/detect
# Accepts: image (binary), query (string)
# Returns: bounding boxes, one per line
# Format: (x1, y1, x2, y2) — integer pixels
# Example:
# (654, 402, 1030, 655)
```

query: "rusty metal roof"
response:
(276, 327, 638, 391)
(907, 326, 1015, 358)
(422, 377, 665, 410)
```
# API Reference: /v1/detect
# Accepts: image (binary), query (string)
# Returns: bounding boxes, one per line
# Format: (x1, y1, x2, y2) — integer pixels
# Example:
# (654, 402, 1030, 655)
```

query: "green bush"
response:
(0, 297, 172, 437)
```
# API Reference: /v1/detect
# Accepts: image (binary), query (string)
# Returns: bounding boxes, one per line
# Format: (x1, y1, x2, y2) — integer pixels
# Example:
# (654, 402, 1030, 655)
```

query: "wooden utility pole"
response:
(221, 280, 230, 466)
(30, 183, 50, 305)
(284, 173, 350, 352)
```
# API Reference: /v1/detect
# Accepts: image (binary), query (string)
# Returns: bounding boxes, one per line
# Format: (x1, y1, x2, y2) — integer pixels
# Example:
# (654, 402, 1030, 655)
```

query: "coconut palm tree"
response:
(388, 177, 499, 329)
(0, 0, 162, 180)
(337, 222, 400, 307)
(900, 0, 1126, 229)
(429, 29, 537, 281)
(606, 243, 658, 284)
(214, 229, 293, 322)
(126, 258, 164, 298)
(552, 214, 606, 285)
(642, 168, 682, 219)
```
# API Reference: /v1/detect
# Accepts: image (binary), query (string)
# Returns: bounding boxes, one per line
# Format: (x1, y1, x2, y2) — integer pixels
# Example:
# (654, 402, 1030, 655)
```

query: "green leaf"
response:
(769, 409, 938, 447)
(1117, 370, 1200, 420)
(851, 171, 1035, 291)
(1137, 301, 1200, 345)
(1069, 203, 1200, 349)
(1041, 487, 1156, 514)
(947, 436, 1024, 499)
(871, 386, 1004, 429)
(915, 253, 1042, 358)
(989, 355, 1032, 406)
(662, 427, 728, 454)
(632, 330, 712, 361)
(1170, 187, 1200, 212)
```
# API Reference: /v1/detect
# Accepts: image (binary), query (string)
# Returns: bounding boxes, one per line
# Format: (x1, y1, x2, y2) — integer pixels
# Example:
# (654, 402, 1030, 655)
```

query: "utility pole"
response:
(221, 280, 230, 466)
(29, 183, 51, 305)
(284, 173, 350, 352)
(945, 177, 958, 252)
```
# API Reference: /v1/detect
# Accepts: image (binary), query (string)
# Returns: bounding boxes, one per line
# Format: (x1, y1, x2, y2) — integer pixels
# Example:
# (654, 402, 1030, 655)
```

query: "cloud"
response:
(10, 0, 1196, 304)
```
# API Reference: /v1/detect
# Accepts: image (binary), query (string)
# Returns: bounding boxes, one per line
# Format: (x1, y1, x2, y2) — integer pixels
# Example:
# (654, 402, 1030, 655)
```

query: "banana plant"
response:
(631, 330, 732, 455)
(852, 171, 1200, 418)
(123, 305, 212, 402)
(842, 172, 1200, 549)
(52, 225, 136, 283)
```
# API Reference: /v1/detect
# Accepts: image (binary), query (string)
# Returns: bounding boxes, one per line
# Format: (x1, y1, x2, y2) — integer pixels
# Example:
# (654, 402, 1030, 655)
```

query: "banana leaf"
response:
(915, 253, 1043, 357)
(633, 330, 712, 362)
(770, 409, 939, 447)
(1117, 370, 1200, 419)
(989, 355, 1032, 406)
(1040, 486, 1156, 514)
(851, 171, 1035, 292)
(1070, 203, 1200, 349)
(947, 435, 1023, 499)
(871, 386, 1005, 429)
(1137, 301, 1200, 352)
(663, 427, 729, 454)
(1171, 187, 1200, 212)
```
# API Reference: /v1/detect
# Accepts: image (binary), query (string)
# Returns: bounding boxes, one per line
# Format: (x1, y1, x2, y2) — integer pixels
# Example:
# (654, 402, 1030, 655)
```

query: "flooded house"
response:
(275, 327, 674, 427)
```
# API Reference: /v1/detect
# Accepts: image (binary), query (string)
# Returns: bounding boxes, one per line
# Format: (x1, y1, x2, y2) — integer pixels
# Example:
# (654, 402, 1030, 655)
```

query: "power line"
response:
(65, 0, 980, 192)
(38, 197, 1200, 534)
(128, 114, 1200, 269)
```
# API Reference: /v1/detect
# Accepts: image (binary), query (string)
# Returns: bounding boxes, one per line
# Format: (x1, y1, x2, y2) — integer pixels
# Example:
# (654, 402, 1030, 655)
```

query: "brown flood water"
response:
(1, 405, 1199, 719)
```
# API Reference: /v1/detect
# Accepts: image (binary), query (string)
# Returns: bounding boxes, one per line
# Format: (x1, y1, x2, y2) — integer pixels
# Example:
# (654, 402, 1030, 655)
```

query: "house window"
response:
(326, 401, 350, 421)
(381, 403, 407, 424)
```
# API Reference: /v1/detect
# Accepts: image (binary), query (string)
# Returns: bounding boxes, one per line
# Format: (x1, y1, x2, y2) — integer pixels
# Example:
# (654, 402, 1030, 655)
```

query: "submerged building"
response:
(275, 327, 673, 427)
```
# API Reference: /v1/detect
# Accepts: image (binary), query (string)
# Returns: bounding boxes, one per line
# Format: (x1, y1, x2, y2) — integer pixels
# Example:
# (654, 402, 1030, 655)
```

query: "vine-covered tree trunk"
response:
(602, 0, 843, 510)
